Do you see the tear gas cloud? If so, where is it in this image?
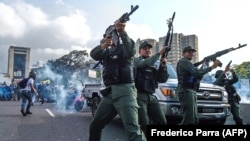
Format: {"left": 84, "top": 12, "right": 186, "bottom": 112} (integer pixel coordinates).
{"left": 37, "top": 64, "right": 95, "bottom": 111}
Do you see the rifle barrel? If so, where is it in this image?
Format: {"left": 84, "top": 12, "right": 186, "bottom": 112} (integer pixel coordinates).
{"left": 193, "top": 43, "right": 247, "bottom": 67}
{"left": 234, "top": 44, "right": 247, "bottom": 50}
{"left": 127, "top": 5, "right": 139, "bottom": 17}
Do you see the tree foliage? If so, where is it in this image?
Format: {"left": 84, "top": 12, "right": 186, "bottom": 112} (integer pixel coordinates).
{"left": 234, "top": 61, "right": 250, "bottom": 79}
{"left": 33, "top": 50, "right": 90, "bottom": 86}
{"left": 48, "top": 50, "right": 89, "bottom": 71}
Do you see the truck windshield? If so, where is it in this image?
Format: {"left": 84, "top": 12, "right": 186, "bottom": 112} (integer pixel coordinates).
{"left": 154, "top": 62, "right": 177, "bottom": 79}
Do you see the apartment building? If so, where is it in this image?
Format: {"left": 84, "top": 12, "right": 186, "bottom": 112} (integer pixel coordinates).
{"left": 159, "top": 33, "right": 199, "bottom": 69}
{"left": 135, "top": 33, "right": 199, "bottom": 70}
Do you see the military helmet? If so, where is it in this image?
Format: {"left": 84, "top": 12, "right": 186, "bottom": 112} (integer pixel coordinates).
{"left": 215, "top": 70, "right": 223, "bottom": 78}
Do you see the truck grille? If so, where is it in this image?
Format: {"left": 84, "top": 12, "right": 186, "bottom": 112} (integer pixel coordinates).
{"left": 198, "top": 107, "right": 224, "bottom": 113}
{"left": 196, "top": 89, "right": 222, "bottom": 101}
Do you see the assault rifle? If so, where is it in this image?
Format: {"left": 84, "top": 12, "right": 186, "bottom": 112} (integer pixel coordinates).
{"left": 161, "top": 12, "right": 176, "bottom": 59}
{"left": 193, "top": 44, "right": 247, "bottom": 68}
{"left": 101, "top": 5, "right": 139, "bottom": 47}
{"left": 92, "top": 5, "right": 139, "bottom": 69}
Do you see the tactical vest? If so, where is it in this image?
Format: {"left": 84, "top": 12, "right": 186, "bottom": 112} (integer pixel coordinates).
{"left": 135, "top": 66, "right": 157, "bottom": 94}
{"left": 224, "top": 79, "right": 237, "bottom": 96}
{"left": 177, "top": 61, "right": 199, "bottom": 90}
{"left": 102, "top": 45, "right": 134, "bottom": 86}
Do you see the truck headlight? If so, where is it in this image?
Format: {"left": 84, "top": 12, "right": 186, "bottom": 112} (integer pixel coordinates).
{"left": 160, "top": 88, "right": 175, "bottom": 97}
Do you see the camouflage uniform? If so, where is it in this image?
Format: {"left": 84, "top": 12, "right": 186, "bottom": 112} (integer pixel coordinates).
{"left": 176, "top": 57, "right": 212, "bottom": 125}
{"left": 89, "top": 32, "right": 146, "bottom": 141}
{"left": 134, "top": 51, "right": 168, "bottom": 136}
{"left": 213, "top": 71, "right": 243, "bottom": 125}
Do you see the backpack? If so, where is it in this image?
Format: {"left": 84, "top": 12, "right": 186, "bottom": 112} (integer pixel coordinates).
{"left": 18, "top": 78, "right": 29, "bottom": 89}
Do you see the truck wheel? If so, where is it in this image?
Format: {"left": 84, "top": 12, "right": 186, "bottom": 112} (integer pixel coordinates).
{"left": 92, "top": 97, "right": 100, "bottom": 117}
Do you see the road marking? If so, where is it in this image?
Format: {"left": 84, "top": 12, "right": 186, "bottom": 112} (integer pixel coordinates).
{"left": 45, "top": 109, "right": 55, "bottom": 117}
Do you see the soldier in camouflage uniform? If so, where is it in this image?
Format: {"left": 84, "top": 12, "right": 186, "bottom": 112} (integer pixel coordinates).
{"left": 89, "top": 21, "right": 146, "bottom": 141}
{"left": 134, "top": 41, "right": 168, "bottom": 136}
{"left": 213, "top": 64, "right": 243, "bottom": 125}
{"left": 176, "top": 46, "right": 220, "bottom": 125}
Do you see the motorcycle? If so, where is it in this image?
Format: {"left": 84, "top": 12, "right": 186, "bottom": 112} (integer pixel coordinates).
{"left": 73, "top": 94, "right": 85, "bottom": 111}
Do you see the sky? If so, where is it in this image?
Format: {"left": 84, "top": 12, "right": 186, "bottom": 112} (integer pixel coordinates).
{"left": 0, "top": 0, "right": 250, "bottom": 73}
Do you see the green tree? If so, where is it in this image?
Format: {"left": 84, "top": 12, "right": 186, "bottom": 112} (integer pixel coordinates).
{"left": 234, "top": 61, "right": 250, "bottom": 79}
{"left": 33, "top": 50, "right": 89, "bottom": 86}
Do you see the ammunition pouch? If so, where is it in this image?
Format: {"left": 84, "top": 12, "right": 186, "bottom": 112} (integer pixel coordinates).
{"left": 183, "top": 76, "right": 200, "bottom": 91}
{"left": 194, "top": 79, "right": 201, "bottom": 91}
{"left": 236, "top": 93, "right": 241, "bottom": 103}
{"left": 135, "top": 67, "right": 157, "bottom": 94}
{"left": 103, "top": 66, "right": 134, "bottom": 86}
{"left": 228, "top": 93, "right": 241, "bottom": 104}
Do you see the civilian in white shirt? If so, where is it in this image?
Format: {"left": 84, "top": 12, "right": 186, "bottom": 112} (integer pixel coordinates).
{"left": 20, "top": 71, "right": 38, "bottom": 116}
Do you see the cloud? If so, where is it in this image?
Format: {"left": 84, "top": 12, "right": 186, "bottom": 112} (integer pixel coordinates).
{"left": 51, "top": 10, "right": 91, "bottom": 45}
{"left": 38, "top": 48, "right": 70, "bottom": 56}
{"left": 127, "top": 23, "right": 156, "bottom": 41}
{"left": 0, "top": 2, "right": 26, "bottom": 38}
{"left": 0, "top": 1, "right": 92, "bottom": 73}
{"left": 185, "top": 0, "right": 250, "bottom": 68}
{"left": 12, "top": 1, "right": 49, "bottom": 27}
{"left": 55, "top": 0, "right": 65, "bottom": 6}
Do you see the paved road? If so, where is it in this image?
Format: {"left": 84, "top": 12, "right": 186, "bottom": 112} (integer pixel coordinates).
{"left": 225, "top": 103, "right": 250, "bottom": 125}
{"left": 0, "top": 101, "right": 127, "bottom": 141}
{"left": 0, "top": 101, "right": 249, "bottom": 141}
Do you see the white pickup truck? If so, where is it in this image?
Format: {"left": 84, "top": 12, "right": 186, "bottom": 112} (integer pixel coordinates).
{"left": 82, "top": 83, "right": 104, "bottom": 117}
{"left": 153, "top": 62, "right": 231, "bottom": 124}
{"left": 83, "top": 62, "right": 231, "bottom": 124}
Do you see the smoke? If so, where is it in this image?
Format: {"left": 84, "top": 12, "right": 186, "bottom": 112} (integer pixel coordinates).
{"left": 235, "top": 80, "right": 250, "bottom": 104}
{"left": 36, "top": 64, "right": 89, "bottom": 111}
{"left": 238, "top": 89, "right": 250, "bottom": 104}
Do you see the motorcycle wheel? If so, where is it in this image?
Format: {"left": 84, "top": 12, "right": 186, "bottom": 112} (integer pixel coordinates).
{"left": 74, "top": 100, "right": 84, "bottom": 111}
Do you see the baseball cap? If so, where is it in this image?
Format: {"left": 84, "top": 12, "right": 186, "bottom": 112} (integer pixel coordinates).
{"left": 182, "top": 46, "right": 196, "bottom": 53}
{"left": 139, "top": 41, "right": 153, "bottom": 49}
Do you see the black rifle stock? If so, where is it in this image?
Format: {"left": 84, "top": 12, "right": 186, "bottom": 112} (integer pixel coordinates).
{"left": 193, "top": 44, "right": 247, "bottom": 67}
{"left": 161, "top": 12, "right": 175, "bottom": 59}
{"left": 92, "top": 5, "right": 139, "bottom": 69}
